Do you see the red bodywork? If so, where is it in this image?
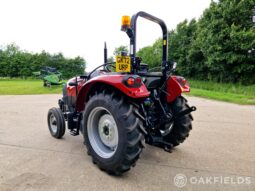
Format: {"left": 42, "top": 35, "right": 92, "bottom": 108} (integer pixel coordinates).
{"left": 166, "top": 76, "right": 190, "bottom": 102}
{"left": 66, "top": 74, "right": 190, "bottom": 112}
{"left": 67, "top": 74, "right": 150, "bottom": 112}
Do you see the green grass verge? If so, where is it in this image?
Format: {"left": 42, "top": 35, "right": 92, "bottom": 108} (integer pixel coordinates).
{"left": 0, "top": 78, "right": 254, "bottom": 105}
{"left": 188, "top": 80, "right": 255, "bottom": 105}
{"left": 0, "top": 79, "right": 63, "bottom": 95}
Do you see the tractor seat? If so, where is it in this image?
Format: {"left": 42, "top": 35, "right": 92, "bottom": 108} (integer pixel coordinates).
{"left": 142, "top": 72, "right": 162, "bottom": 89}
{"left": 147, "top": 72, "right": 163, "bottom": 77}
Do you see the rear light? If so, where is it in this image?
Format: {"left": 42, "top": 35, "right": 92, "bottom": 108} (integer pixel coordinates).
{"left": 135, "top": 77, "right": 142, "bottom": 85}
{"left": 127, "top": 77, "right": 135, "bottom": 86}
{"left": 124, "top": 76, "right": 142, "bottom": 87}
{"left": 176, "top": 77, "right": 187, "bottom": 87}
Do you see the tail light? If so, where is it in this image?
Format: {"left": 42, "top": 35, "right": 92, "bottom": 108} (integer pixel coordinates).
{"left": 124, "top": 76, "right": 142, "bottom": 87}
{"left": 135, "top": 77, "right": 142, "bottom": 85}
{"left": 175, "top": 76, "right": 187, "bottom": 87}
{"left": 127, "top": 77, "right": 135, "bottom": 86}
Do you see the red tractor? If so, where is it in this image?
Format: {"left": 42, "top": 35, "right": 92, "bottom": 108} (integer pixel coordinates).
{"left": 47, "top": 11, "right": 196, "bottom": 175}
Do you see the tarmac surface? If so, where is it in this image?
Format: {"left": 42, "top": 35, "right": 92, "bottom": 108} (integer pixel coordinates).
{"left": 0, "top": 95, "right": 254, "bottom": 191}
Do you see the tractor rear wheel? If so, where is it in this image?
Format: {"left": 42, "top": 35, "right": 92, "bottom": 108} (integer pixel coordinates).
{"left": 83, "top": 91, "right": 144, "bottom": 175}
{"left": 163, "top": 96, "right": 193, "bottom": 147}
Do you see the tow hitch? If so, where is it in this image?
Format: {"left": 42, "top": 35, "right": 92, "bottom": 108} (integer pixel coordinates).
{"left": 175, "top": 106, "right": 196, "bottom": 120}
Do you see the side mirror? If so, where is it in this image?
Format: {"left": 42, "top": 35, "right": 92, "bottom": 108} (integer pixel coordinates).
{"left": 172, "top": 62, "right": 177, "bottom": 71}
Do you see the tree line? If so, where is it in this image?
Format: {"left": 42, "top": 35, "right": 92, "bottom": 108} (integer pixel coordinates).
{"left": 0, "top": 44, "right": 86, "bottom": 78}
{"left": 137, "top": 0, "right": 255, "bottom": 84}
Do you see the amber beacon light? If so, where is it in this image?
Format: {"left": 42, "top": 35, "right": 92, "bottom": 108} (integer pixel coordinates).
{"left": 121, "top": 15, "right": 131, "bottom": 31}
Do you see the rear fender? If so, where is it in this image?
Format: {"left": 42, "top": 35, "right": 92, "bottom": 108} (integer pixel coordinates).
{"left": 76, "top": 74, "right": 150, "bottom": 112}
{"left": 166, "top": 76, "right": 190, "bottom": 103}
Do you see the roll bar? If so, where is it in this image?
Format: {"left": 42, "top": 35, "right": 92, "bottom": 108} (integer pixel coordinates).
{"left": 125, "top": 11, "right": 168, "bottom": 74}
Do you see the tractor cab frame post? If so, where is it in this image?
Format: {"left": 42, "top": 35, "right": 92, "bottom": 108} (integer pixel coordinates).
{"left": 126, "top": 11, "right": 168, "bottom": 76}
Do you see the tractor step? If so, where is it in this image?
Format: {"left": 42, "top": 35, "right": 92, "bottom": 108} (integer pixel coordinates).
{"left": 67, "top": 112, "right": 81, "bottom": 136}
{"left": 70, "top": 129, "right": 79, "bottom": 136}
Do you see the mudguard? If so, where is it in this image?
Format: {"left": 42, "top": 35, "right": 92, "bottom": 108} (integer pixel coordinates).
{"left": 166, "top": 76, "right": 190, "bottom": 102}
{"left": 75, "top": 74, "right": 150, "bottom": 112}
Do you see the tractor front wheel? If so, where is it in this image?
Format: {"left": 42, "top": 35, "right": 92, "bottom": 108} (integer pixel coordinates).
{"left": 83, "top": 92, "right": 144, "bottom": 175}
{"left": 47, "top": 107, "right": 66, "bottom": 138}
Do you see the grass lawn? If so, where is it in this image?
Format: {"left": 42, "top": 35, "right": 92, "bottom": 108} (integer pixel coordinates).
{"left": 188, "top": 79, "right": 255, "bottom": 105}
{"left": 0, "top": 78, "right": 254, "bottom": 105}
{"left": 0, "top": 79, "right": 63, "bottom": 95}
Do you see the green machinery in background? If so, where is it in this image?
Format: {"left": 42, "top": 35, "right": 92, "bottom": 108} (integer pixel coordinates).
{"left": 33, "top": 67, "right": 64, "bottom": 87}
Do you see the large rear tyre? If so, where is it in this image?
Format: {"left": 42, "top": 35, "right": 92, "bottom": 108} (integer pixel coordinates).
{"left": 83, "top": 92, "right": 144, "bottom": 175}
{"left": 47, "top": 107, "right": 66, "bottom": 139}
{"left": 163, "top": 96, "right": 193, "bottom": 147}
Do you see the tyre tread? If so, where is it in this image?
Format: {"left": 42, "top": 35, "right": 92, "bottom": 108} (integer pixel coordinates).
{"left": 83, "top": 91, "right": 144, "bottom": 175}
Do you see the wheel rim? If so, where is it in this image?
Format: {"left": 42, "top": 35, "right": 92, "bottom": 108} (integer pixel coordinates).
{"left": 87, "top": 107, "right": 118, "bottom": 159}
{"left": 49, "top": 114, "right": 57, "bottom": 134}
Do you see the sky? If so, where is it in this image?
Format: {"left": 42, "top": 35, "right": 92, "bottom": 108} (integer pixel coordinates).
{"left": 0, "top": 0, "right": 212, "bottom": 71}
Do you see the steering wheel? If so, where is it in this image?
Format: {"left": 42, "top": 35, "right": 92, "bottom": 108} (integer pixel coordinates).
{"left": 105, "top": 63, "right": 116, "bottom": 72}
